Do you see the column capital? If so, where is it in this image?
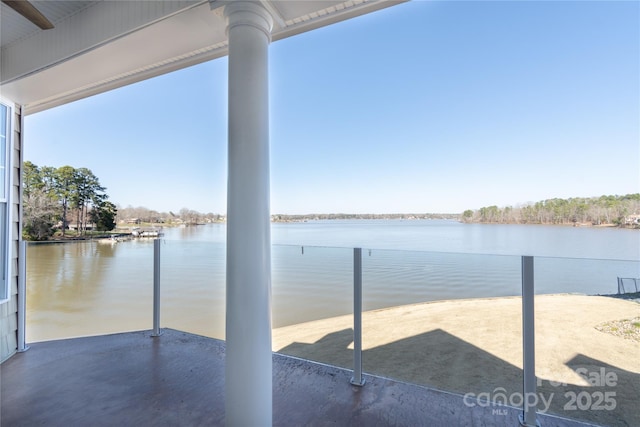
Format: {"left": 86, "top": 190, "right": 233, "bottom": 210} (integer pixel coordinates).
{"left": 224, "top": 1, "right": 273, "bottom": 41}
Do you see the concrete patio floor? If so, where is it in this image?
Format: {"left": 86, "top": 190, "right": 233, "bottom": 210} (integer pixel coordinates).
{"left": 1, "top": 329, "right": 596, "bottom": 426}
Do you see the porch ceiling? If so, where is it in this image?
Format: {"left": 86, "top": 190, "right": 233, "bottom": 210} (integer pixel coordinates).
{"left": 0, "top": 0, "right": 405, "bottom": 115}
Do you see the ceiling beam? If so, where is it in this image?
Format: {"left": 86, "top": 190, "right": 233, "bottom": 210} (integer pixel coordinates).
{"left": 2, "top": 0, "right": 54, "bottom": 30}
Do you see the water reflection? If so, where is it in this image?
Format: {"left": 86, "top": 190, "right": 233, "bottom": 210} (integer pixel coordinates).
{"left": 30, "top": 242, "right": 110, "bottom": 309}
{"left": 27, "top": 240, "right": 155, "bottom": 342}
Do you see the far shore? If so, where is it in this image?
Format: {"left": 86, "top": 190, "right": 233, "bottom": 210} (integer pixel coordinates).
{"left": 26, "top": 215, "right": 638, "bottom": 242}
{"left": 271, "top": 215, "right": 638, "bottom": 229}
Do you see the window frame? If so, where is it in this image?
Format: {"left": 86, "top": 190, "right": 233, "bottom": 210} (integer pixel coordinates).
{"left": 0, "top": 99, "right": 13, "bottom": 304}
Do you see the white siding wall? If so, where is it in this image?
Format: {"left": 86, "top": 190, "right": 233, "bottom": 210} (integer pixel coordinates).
{"left": 0, "top": 104, "right": 20, "bottom": 363}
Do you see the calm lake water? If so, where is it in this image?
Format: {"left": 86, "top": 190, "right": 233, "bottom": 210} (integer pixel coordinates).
{"left": 26, "top": 220, "right": 639, "bottom": 342}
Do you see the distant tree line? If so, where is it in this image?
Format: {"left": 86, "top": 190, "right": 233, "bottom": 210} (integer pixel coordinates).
{"left": 462, "top": 194, "right": 640, "bottom": 227}
{"left": 115, "top": 206, "right": 223, "bottom": 226}
{"left": 271, "top": 213, "right": 460, "bottom": 222}
{"left": 116, "top": 210, "right": 460, "bottom": 225}
{"left": 23, "top": 161, "right": 116, "bottom": 240}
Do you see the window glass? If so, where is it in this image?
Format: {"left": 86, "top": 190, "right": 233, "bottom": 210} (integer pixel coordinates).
{"left": 0, "top": 134, "right": 5, "bottom": 168}
{"left": 0, "top": 104, "right": 5, "bottom": 137}
{"left": 0, "top": 206, "right": 5, "bottom": 300}
{"left": 0, "top": 135, "right": 5, "bottom": 200}
{"left": 0, "top": 102, "right": 8, "bottom": 301}
{"left": 0, "top": 136, "right": 7, "bottom": 168}
{"left": 0, "top": 104, "right": 5, "bottom": 200}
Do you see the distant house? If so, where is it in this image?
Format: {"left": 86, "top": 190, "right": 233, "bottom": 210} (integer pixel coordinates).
{"left": 67, "top": 223, "right": 96, "bottom": 231}
{"left": 625, "top": 214, "right": 640, "bottom": 225}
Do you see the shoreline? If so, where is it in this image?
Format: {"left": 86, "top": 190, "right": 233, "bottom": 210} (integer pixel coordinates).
{"left": 29, "top": 217, "right": 638, "bottom": 242}
{"left": 273, "top": 216, "right": 638, "bottom": 229}
{"left": 460, "top": 220, "right": 638, "bottom": 229}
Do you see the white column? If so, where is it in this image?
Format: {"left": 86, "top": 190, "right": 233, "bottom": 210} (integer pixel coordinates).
{"left": 224, "top": 2, "right": 273, "bottom": 426}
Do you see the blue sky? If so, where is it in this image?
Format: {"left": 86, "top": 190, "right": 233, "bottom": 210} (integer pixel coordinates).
{"left": 24, "top": 1, "right": 639, "bottom": 215}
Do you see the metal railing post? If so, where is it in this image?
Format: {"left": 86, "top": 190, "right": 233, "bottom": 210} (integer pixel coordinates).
{"left": 351, "top": 247, "right": 365, "bottom": 386}
{"left": 151, "top": 238, "right": 162, "bottom": 337}
{"left": 520, "top": 255, "right": 538, "bottom": 426}
{"left": 17, "top": 240, "right": 29, "bottom": 352}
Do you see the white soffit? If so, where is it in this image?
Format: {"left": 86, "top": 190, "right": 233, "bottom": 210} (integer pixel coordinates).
{"left": 0, "top": 0, "right": 405, "bottom": 115}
